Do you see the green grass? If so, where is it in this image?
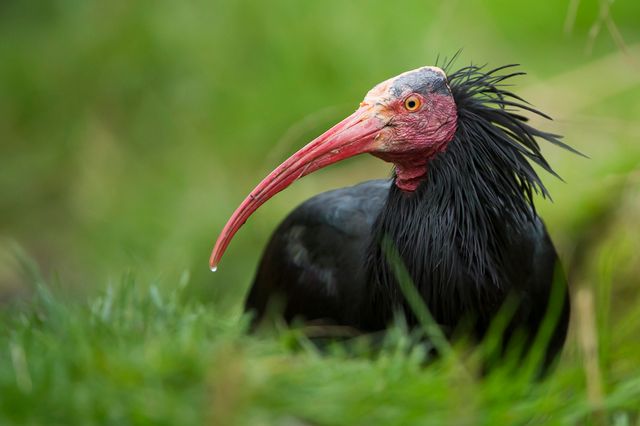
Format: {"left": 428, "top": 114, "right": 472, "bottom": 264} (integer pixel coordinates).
{"left": 1, "top": 256, "right": 640, "bottom": 425}
{"left": 3, "top": 187, "right": 639, "bottom": 426}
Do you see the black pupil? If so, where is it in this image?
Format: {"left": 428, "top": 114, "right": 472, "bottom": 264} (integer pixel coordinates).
{"left": 407, "top": 100, "right": 416, "bottom": 109}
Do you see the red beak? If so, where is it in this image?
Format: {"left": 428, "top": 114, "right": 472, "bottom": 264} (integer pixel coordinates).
{"left": 210, "top": 105, "right": 388, "bottom": 270}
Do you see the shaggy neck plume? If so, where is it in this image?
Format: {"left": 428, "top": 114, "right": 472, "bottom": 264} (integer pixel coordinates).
{"left": 362, "top": 64, "right": 577, "bottom": 328}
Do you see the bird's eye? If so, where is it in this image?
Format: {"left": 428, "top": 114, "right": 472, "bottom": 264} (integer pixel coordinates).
{"left": 404, "top": 95, "right": 422, "bottom": 112}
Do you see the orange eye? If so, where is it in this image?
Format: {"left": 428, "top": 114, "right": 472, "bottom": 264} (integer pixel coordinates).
{"left": 404, "top": 95, "right": 422, "bottom": 112}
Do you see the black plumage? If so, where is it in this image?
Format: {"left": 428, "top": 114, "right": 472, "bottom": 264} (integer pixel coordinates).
{"left": 242, "top": 64, "right": 573, "bottom": 370}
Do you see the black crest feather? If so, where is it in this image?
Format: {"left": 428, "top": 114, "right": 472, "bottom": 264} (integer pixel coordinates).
{"left": 363, "top": 64, "right": 578, "bottom": 328}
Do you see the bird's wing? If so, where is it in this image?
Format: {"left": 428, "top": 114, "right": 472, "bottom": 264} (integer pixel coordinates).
{"left": 246, "top": 179, "right": 391, "bottom": 326}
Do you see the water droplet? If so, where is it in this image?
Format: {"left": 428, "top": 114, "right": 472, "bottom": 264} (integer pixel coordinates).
{"left": 210, "top": 265, "right": 218, "bottom": 272}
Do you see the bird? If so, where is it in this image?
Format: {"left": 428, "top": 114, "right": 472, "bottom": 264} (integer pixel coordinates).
{"left": 210, "top": 62, "right": 577, "bottom": 371}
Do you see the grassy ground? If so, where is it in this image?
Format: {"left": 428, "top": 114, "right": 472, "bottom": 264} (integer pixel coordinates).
{"left": 2, "top": 0, "right": 640, "bottom": 424}
{"left": 1, "top": 259, "right": 640, "bottom": 425}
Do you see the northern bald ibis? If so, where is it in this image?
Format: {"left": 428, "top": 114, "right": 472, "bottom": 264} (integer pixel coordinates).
{"left": 210, "top": 64, "right": 576, "bottom": 369}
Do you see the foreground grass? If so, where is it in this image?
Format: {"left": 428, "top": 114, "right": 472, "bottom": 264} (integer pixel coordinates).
{"left": 1, "top": 272, "right": 640, "bottom": 426}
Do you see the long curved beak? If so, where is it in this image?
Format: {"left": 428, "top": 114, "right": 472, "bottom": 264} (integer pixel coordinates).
{"left": 210, "top": 105, "right": 388, "bottom": 270}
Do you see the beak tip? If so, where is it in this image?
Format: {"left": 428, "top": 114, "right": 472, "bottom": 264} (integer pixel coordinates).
{"left": 209, "top": 253, "right": 219, "bottom": 272}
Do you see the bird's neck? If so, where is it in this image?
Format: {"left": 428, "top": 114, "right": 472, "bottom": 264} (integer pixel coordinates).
{"left": 363, "top": 135, "right": 536, "bottom": 328}
{"left": 383, "top": 156, "right": 430, "bottom": 192}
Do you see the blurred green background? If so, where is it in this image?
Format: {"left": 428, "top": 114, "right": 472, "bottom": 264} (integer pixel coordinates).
{"left": 1, "top": 0, "right": 639, "bottom": 314}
